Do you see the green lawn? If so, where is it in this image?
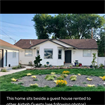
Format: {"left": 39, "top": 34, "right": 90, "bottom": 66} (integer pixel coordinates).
{"left": 0, "top": 68, "right": 105, "bottom": 91}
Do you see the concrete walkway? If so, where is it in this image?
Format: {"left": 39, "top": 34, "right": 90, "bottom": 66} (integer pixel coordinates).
{"left": 0, "top": 66, "right": 33, "bottom": 77}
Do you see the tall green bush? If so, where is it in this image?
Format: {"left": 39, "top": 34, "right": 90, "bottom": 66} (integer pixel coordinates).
{"left": 34, "top": 55, "right": 42, "bottom": 67}
{"left": 91, "top": 53, "right": 97, "bottom": 69}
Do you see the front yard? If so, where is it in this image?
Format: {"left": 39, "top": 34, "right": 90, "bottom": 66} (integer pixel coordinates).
{"left": 0, "top": 68, "right": 105, "bottom": 91}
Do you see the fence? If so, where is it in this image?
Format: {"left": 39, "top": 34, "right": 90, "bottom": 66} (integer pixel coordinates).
{"left": 97, "top": 57, "right": 105, "bottom": 66}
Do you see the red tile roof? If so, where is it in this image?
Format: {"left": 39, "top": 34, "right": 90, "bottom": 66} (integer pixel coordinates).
{"left": 14, "top": 39, "right": 98, "bottom": 49}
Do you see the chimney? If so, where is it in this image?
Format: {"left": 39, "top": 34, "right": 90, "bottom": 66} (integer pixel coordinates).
{"left": 30, "top": 40, "right": 33, "bottom": 45}
{"left": 91, "top": 28, "right": 93, "bottom": 39}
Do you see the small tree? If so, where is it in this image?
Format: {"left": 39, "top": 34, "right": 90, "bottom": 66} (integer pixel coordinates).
{"left": 91, "top": 53, "right": 97, "bottom": 69}
{"left": 34, "top": 55, "right": 42, "bottom": 67}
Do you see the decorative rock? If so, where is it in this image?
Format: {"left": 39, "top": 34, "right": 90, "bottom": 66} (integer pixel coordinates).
{"left": 103, "top": 82, "right": 105, "bottom": 86}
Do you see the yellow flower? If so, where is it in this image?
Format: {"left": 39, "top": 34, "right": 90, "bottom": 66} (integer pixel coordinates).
{"left": 62, "top": 71, "right": 70, "bottom": 74}
{"left": 31, "top": 75, "right": 36, "bottom": 78}
{"left": 101, "top": 76, "right": 105, "bottom": 81}
{"left": 78, "top": 73, "right": 81, "bottom": 76}
{"left": 56, "top": 80, "right": 67, "bottom": 86}
{"left": 11, "top": 78, "right": 17, "bottom": 82}
{"left": 27, "top": 73, "right": 31, "bottom": 76}
{"left": 87, "top": 78, "right": 92, "bottom": 81}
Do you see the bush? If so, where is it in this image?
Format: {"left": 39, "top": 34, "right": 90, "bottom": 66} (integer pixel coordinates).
{"left": 70, "top": 75, "right": 77, "bottom": 81}
{"left": 45, "top": 75, "right": 56, "bottom": 81}
{"left": 12, "top": 66, "right": 18, "bottom": 69}
{"left": 61, "top": 74, "right": 68, "bottom": 78}
{"left": 12, "top": 64, "right": 24, "bottom": 69}
{"left": 44, "top": 65, "right": 47, "bottom": 67}
{"left": 1, "top": 69, "right": 7, "bottom": 72}
{"left": 30, "top": 83, "right": 39, "bottom": 87}
{"left": 34, "top": 55, "right": 42, "bottom": 67}
{"left": 46, "top": 76, "right": 55, "bottom": 81}
{"left": 99, "top": 64, "right": 104, "bottom": 69}
{"left": 57, "top": 76, "right": 64, "bottom": 80}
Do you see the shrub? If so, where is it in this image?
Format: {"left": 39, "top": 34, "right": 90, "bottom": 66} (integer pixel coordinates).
{"left": 33, "top": 78, "right": 38, "bottom": 81}
{"left": 62, "top": 71, "right": 70, "bottom": 74}
{"left": 27, "top": 73, "right": 32, "bottom": 76}
{"left": 70, "top": 75, "right": 77, "bottom": 81}
{"left": 1, "top": 69, "right": 7, "bottom": 72}
{"left": 99, "top": 64, "right": 104, "bottom": 69}
{"left": 61, "top": 74, "right": 68, "bottom": 78}
{"left": 45, "top": 75, "right": 50, "bottom": 79}
{"left": 46, "top": 76, "right": 55, "bottom": 81}
{"left": 44, "top": 65, "right": 47, "bottom": 67}
{"left": 86, "top": 84, "right": 95, "bottom": 87}
{"left": 57, "top": 76, "right": 64, "bottom": 80}
{"left": 34, "top": 55, "right": 42, "bottom": 67}
{"left": 56, "top": 80, "right": 67, "bottom": 87}
{"left": 30, "top": 83, "right": 39, "bottom": 87}
{"left": 31, "top": 75, "right": 36, "bottom": 78}
{"left": 45, "top": 74, "right": 56, "bottom": 81}
{"left": 91, "top": 53, "right": 97, "bottom": 69}
{"left": 12, "top": 66, "right": 18, "bottom": 69}
{"left": 51, "top": 72, "right": 55, "bottom": 75}
{"left": 11, "top": 78, "right": 18, "bottom": 82}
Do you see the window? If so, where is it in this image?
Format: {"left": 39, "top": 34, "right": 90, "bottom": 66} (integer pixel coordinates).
{"left": 13, "top": 52, "right": 16, "bottom": 58}
{"left": 37, "top": 50, "right": 39, "bottom": 56}
{"left": 44, "top": 49, "right": 53, "bottom": 59}
{"left": 83, "top": 50, "right": 91, "bottom": 57}
{"left": 25, "top": 50, "right": 32, "bottom": 56}
{"left": 58, "top": 49, "right": 62, "bottom": 59}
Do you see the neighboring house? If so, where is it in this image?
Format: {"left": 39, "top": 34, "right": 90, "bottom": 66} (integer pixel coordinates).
{"left": 0, "top": 39, "right": 22, "bottom": 67}
{"left": 14, "top": 39, "right": 98, "bottom": 66}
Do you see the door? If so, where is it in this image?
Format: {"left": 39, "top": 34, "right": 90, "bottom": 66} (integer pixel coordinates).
{"left": 65, "top": 50, "right": 71, "bottom": 63}
{"left": 0, "top": 50, "right": 3, "bottom": 67}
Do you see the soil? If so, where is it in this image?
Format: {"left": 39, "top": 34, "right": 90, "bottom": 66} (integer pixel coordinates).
{"left": 12, "top": 74, "right": 105, "bottom": 88}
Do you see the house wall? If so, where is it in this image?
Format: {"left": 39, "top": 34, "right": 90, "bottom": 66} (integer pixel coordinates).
{"left": 3, "top": 49, "right": 19, "bottom": 67}
{"left": 39, "top": 41, "right": 64, "bottom": 66}
{"left": 53, "top": 40, "right": 72, "bottom": 48}
{"left": 72, "top": 49, "right": 98, "bottom": 66}
{"left": 19, "top": 49, "right": 36, "bottom": 64}
{"left": 97, "top": 57, "right": 105, "bottom": 66}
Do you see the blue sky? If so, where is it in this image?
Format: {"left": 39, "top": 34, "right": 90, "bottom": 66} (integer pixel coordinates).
{"left": 0, "top": 14, "right": 105, "bottom": 45}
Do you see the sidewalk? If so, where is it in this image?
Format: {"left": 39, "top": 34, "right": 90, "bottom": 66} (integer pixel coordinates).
{"left": 0, "top": 66, "right": 33, "bottom": 77}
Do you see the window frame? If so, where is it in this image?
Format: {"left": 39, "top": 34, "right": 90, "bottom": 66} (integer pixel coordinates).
{"left": 44, "top": 49, "right": 53, "bottom": 59}
{"left": 25, "top": 49, "right": 33, "bottom": 57}
{"left": 83, "top": 50, "right": 91, "bottom": 57}
{"left": 58, "top": 49, "right": 62, "bottom": 59}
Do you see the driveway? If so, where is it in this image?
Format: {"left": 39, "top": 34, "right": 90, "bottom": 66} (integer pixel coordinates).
{"left": 0, "top": 66, "right": 33, "bottom": 77}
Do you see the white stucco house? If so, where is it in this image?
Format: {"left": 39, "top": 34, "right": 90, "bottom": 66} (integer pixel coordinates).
{"left": 0, "top": 39, "right": 22, "bottom": 68}
{"left": 14, "top": 39, "right": 98, "bottom": 66}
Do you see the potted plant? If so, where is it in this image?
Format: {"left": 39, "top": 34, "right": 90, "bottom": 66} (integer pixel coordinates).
{"left": 79, "top": 63, "right": 82, "bottom": 66}
{"left": 46, "top": 61, "right": 49, "bottom": 65}
{"left": 74, "top": 60, "right": 78, "bottom": 66}
{"left": 90, "top": 65, "right": 93, "bottom": 68}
